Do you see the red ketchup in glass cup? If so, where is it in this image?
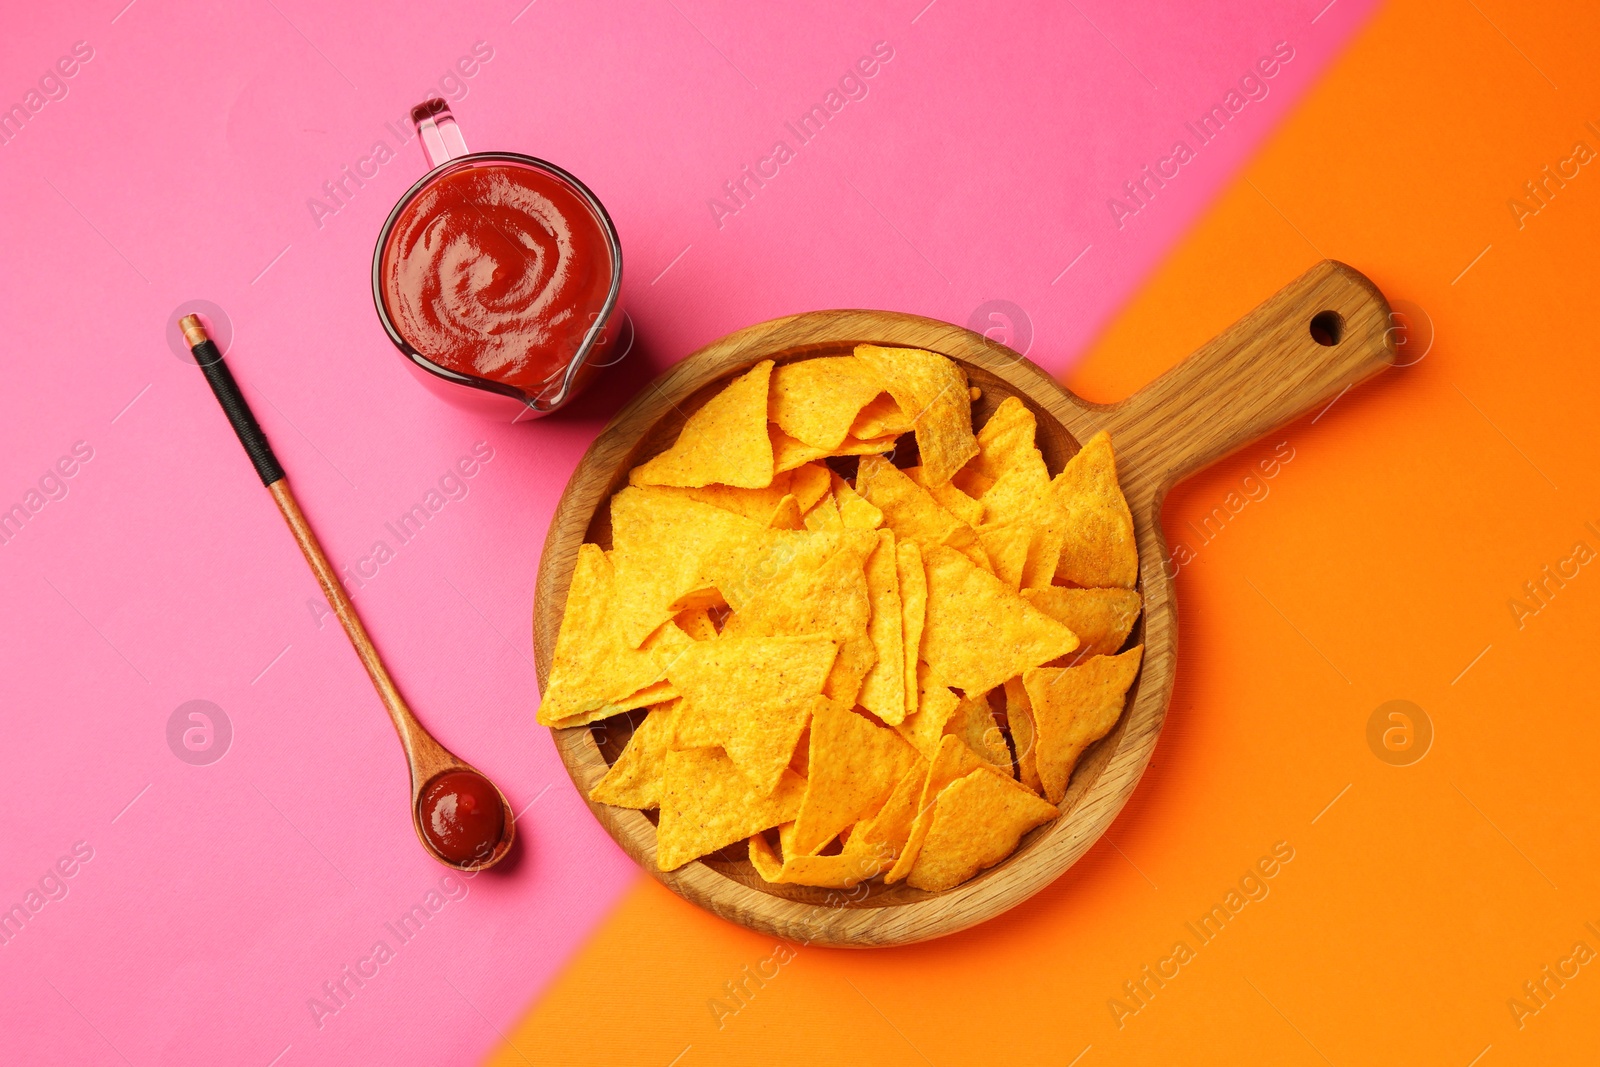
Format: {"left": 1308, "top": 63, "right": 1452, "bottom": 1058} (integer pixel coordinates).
{"left": 373, "top": 100, "right": 624, "bottom": 418}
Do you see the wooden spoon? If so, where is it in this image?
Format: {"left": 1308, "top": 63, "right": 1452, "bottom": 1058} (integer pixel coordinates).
{"left": 181, "top": 316, "right": 515, "bottom": 872}
{"left": 534, "top": 260, "right": 1396, "bottom": 945}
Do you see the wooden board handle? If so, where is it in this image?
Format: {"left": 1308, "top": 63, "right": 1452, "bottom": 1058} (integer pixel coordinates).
{"left": 1106, "top": 260, "right": 1396, "bottom": 508}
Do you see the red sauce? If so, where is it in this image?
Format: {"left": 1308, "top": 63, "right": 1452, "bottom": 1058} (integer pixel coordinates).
{"left": 380, "top": 162, "right": 615, "bottom": 396}
{"left": 419, "top": 770, "right": 505, "bottom": 865}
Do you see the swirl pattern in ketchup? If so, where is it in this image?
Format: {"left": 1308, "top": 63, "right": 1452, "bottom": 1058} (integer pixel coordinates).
{"left": 380, "top": 162, "right": 616, "bottom": 397}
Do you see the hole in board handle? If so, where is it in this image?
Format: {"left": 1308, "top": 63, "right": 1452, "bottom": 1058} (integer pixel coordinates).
{"left": 1309, "top": 310, "right": 1344, "bottom": 347}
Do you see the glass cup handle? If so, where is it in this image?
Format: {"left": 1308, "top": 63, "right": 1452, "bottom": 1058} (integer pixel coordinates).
{"left": 412, "top": 99, "right": 469, "bottom": 169}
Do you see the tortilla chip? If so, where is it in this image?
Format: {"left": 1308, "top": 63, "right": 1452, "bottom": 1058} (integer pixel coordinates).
{"left": 633, "top": 361, "right": 775, "bottom": 489}
{"left": 750, "top": 755, "right": 927, "bottom": 886}
{"left": 790, "top": 701, "right": 920, "bottom": 855}
{"left": 768, "top": 494, "right": 804, "bottom": 530}
{"left": 656, "top": 747, "right": 805, "bottom": 870}
{"left": 908, "top": 466, "right": 985, "bottom": 527}
{"left": 673, "top": 606, "right": 720, "bottom": 642}
{"left": 949, "top": 692, "right": 1013, "bottom": 778}
{"left": 895, "top": 664, "right": 961, "bottom": 760}
{"left": 849, "top": 758, "right": 927, "bottom": 866}
{"left": 720, "top": 530, "right": 879, "bottom": 707}
{"left": 977, "top": 459, "right": 1053, "bottom": 528}
{"left": 956, "top": 396, "right": 1046, "bottom": 498}
{"left": 788, "top": 463, "right": 833, "bottom": 512}
{"left": 885, "top": 734, "right": 988, "bottom": 883}
{"left": 748, "top": 830, "right": 787, "bottom": 882}
{"left": 825, "top": 635, "right": 878, "bottom": 709}
{"left": 919, "top": 545, "right": 1079, "bottom": 694}
{"left": 720, "top": 529, "right": 876, "bottom": 641}
{"left": 858, "top": 530, "right": 908, "bottom": 723}
{"left": 588, "top": 701, "right": 681, "bottom": 809}
{"left": 904, "top": 767, "right": 1058, "bottom": 891}
{"left": 769, "top": 356, "right": 888, "bottom": 450}
{"left": 608, "top": 486, "right": 767, "bottom": 646}
{"left": 641, "top": 467, "right": 814, "bottom": 525}
{"left": 771, "top": 425, "right": 899, "bottom": 474}
{"left": 832, "top": 473, "right": 884, "bottom": 531}
{"left": 1022, "top": 587, "right": 1143, "bottom": 661}
{"left": 1004, "top": 677, "right": 1043, "bottom": 795}
{"left": 704, "top": 528, "right": 843, "bottom": 614}
{"left": 538, "top": 545, "right": 679, "bottom": 726}
{"left": 855, "top": 454, "right": 978, "bottom": 555}
{"left": 803, "top": 493, "right": 843, "bottom": 531}
{"left": 1022, "top": 646, "right": 1143, "bottom": 804}
{"left": 747, "top": 827, "right": 886, "bottom": 888}
{"left": 976, "top": 523, "right": 1032, "bottom": 590}
{"left": 850, "top": 393, "right": 913, "bottom": 440}
{"left": 669, "top": 635, "right": 838, "bottom": 794}
{"left": 896, "top": 541, "right": 926, "bottom": 715}
{"left": 1020, "top": 528, "right": 1065, "bottom": 591}
{"left": 788, "top": 723, "right": 812, "bottom": 778}
{"left": 1052, "top": 430, "right": 1137, "bottom": 588}
{"left": 854, "top": 345, "right": 978, "bottom": 486}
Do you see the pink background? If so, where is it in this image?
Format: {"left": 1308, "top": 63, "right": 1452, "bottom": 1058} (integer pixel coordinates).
{"left": 0, "top": 1, "right": 1371, "bottom": 1063}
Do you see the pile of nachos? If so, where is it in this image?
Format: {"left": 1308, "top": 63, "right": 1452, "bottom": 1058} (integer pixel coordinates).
{"left": 537, "top": 345, "right": 1143, "bottom": 893}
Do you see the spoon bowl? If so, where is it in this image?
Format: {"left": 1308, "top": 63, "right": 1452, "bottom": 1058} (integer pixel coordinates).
{"left": 407, "top": 737, "right": 517, "bottom": 871}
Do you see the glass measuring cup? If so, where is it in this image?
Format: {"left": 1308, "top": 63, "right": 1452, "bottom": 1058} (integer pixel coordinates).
{"left": 372, "top": 100, "right": 625, "bottom": 419}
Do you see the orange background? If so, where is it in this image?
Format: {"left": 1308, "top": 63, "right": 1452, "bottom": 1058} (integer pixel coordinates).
{"left": 492, "top": 1, "right": 1600, "bottom": 1063}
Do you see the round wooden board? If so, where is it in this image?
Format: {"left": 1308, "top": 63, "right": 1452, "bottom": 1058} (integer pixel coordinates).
{"left": 533, "top": 263, "right": 1395, "bottom": 947}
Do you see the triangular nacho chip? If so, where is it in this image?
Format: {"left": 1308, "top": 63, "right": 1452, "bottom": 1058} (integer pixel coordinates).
{"left": 767, "top": 493, "right": 805, "bottom": 530}
{"left": 672, "top": 605, "right": 720, "bottom": 642}
{"left": 803, "top": 492, "right": 843, "bottom": 531}
{"left": 907, "top": 465, "right": 984, "bottom": 527}
{"left": 770, "top": 425, "right": 898, "bottom": 474}
{"left": 920, "top": 545, "right": 1079, "bottom": 694}
{"left": 1052, "top": 430, "right": 1137, "bottom": 588}
{"left": 978, "top": 458, "right": 1058, "bottom": 529}
{"left": 858, "top": 530, "right": 908, "bottom": 723}
{"left": 976, "top": 523, "right": 1032, "bottom": 590}
{"left": 704, "top": 528, "right": 843, "bottom": 614}
{"left": 904, "top": 767, "right": 1057, "bottom": 891}
{"left": 587, "top": 700, "right": 681, "bottom": 809}
{"left": 720, "top": 529, "right": 876, "bottom": 646}
{"left": 749, "top": 754, "right": 927, "bottom": 887}
{"left": 788, "top": 463, "right": 833, "bottom": 512}
{"left": 825, "top": 635, "right": 877, "bottom": 709}
{"left": 769, "top": 356, "right": 888, "bottom": 450}
{"left": 896, "top": 541, "right": 926, "bottom": 715}
{"left": 847, "top": 757, "right": 927, "bottom": 868}
{"left": 538, "top": 545, "right": 680, "bottom": 726}
{"left": 854, "top": 345, "right": 978, "bottom": 486}
{"left": 608, "top": 486, "right": 767, "bottom": 646}
{"left": 855, "top": 454, "right": 978, "bottom": 555}
{"left": 656, "top": 747, "right": 806, "bottom": 870}
{"left": 849, "top": 393, "right": 913, "bottom": 440}
{"left": 1003, "top": 677, "right": 1043, "bottom": 795}
{"left": 790, "top": 701, "right": 919, "bottom": 856}
{"left": 832, "top": 472, "right": 884, "bottom": 531}
{"left": 640, "top": 461, "right": 832, "bottom": 525}
{"left": 955, "top": 396, "right": 1047, "bottom": 498}
{"left": 748, "top": 829, "right": 787, "bottom": 882}
{"left": 885, "top": 734, "right": 989, "bottom": 883}
{"left": 948, "top": 692, "right": 1013, "bottom": 778}
{"left": 1020, "top": 527, "right": 1065, "bottom": 591}
{"left": 632, "top": 361, "right": 775, "bottom": 489}
{"left": 1022, "top": 586, "right": 1143, "bottom": 661}
{"left": 1022, "top": 645, "right": 1143, "bottom": 803}
{"left": 894, "top": 664, "right": 963, "bottom": 761}
{"left": 669, "top": 635, "right": 838, "bottom": 794}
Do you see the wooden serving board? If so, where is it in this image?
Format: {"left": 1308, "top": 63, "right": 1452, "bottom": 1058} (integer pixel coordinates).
{"left": 533, "top": 260, "right": 1396, "bottom": 947}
